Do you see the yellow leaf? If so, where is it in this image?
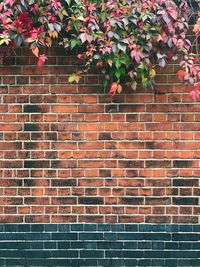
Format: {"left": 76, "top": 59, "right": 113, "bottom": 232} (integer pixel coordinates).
{"left": 58, "top": 11, "right": 63, "bottom": 20}
{"left": 131, "top": 81, "right": 137, "bottom": 90}
{"left": 48, "top": 30, "right": 53, "bottom": 37}
{"left": 76, "top": 15, "right": 85, "bottom": 21}
{"left": 149, "top": 68, "right": 156, "bottom": 78}
{"left": 45, "top": 37, "right": 52, "bottom": 47}
{"left": 52, "top": 31, "right": 58, "bottom": 39}
{"left": 32, "top": 47, "right": 39, "bottom": 58}
{"left": 62, "top": 10, "right": 68, "bottom": 16}
{"left": 68, "top": 75, "right": 75, "bottom": 83}
{"left": 68, "top": 73, "right": 81, "bottom": 83}
{"left": 108, "top": 59, "right": 112, "bottom": 67}
{"left": 74, "top": 75, "right": 81, "bottom": 83}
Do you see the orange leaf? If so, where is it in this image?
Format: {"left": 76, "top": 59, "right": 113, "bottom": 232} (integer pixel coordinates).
{"left": 117, "top": 84, "right": 122, "bottom": 93}
{"left": 32, "top": 47, "right": 39, "bottom": 58}
{"left": 109, "top": 82, "right": 118, "bottom": 94}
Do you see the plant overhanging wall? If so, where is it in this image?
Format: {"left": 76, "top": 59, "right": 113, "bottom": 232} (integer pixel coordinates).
{"left": 0, "top": 0, "right": 200, "bottom": 99}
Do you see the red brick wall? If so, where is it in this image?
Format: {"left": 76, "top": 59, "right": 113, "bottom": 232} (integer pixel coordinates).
{"left": 0, "top": 46, "right": 199, "bottom": 224}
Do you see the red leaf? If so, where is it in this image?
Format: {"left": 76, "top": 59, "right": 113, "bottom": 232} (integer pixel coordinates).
{"left": 177, "top": 69, "right": 186, "bottom": 80}
{"left": 109, "top": 82, "right": 118, "bottom": 94}
{"left": 189, "top": 90, "right": 199, "bottom": 101}
{"left": 37, "top": 54, "right": 47, "bottom": 67}
{"left": 194, "top": 82, "right": 200, "bottom": 91}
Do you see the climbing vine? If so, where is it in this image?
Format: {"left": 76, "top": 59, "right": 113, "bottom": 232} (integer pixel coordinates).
{"left": 0, "top": 0, "right": 199, "bottom": 98}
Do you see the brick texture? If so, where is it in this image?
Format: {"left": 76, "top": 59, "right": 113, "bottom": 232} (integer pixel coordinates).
{"left": 0, "top": 46, "right": 199, "bottom": 224}
{"left": 0, "top": 223, "right": 199, "bottom": 267}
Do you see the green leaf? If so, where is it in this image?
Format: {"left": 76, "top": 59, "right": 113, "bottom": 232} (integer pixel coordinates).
{"left": 65, "top": 0, "right": 71, "bottom": 5}
{"left": 115, "top": 68, "right": 122, "bottom": 79}
{"left": 70, "top": 39, "right": 80, "bottom": 49}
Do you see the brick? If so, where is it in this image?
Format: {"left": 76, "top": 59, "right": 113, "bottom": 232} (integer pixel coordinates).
{"left": 0, "top": 46, "right": 199, "bottom": 225}
{"left": 173, "top": 198, "right": 198, "bottom": 205}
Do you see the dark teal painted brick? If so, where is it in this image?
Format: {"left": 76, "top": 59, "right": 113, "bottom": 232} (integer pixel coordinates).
{"left": 111, "top": 224, "right": 124, "bottom": 231}
{"left": 44, "top": 224, "right": 57, "bottom": 232}
{"left": 152, "top": 241, "right": 165, "bottom": 250}
{"left": 144, "top": 250, "right": 172, "bottom": 258}
{"left": 172, "top": 233, "right": 199, "bottom": 241}
{"left": 152, "top": 224, "right": 166, "bottom": 232}
{"left": 0, "top": 233, "right": 24, "bottom": 240}
{"left": 5, "top": 259, "right": 24, "bottom": 266}
{"left": 44, "top": 241, "right": 57, "bottom": 249}
{"left": 123, "top": 242, "right": 137, "bottom": 249}
{"left": 192, "top": 242, "right": 200, "bottom": 249}
{"left": 84, "top": 224, "right": 97, "bottom": 231}
{"left": 97, "top": 241, "right": 111, "bottom": 249}
{"left": 178, "top": 259, "right": 193, "bottom": 266}
{"left": 5, "top": 241, "right": 30, "bottom": 249}
{"left": 80, "top": 250, "right": 104, "bottom": 258}
{"left": 82, "top": 241, "right": 97, "bottom": 249}
{"left": 4, "top": 224, "right": 18, "bottom": 232}
{"left": 25, "top": 250, "right": 52, "bottom": 258}
{"left": 98, "top": 259, "right": 112, "bottom": 266}
{"left": 0, "top": 250, "right": 25, "bottom": 258}
{"left": 51, "top": 250, "right": 78, "bottom": 258}
{"left": 152, "top": 259, "right": 165, "bottom": 266}
{"left": 70, "top": 241, "right": 85, "bottom": 249}
{"left": 124, "top": 259, "right": 138, "bottom": 266}
{"left": 138, "top": 259, "right": 152, "bottom": 266}
{"left": 144, "top": 233, "right": 171, "bottom": 241}
{"left": 98, "top": 224, "right": 110, "bottom": 231}
{"left": 18, "top": 224, "right": 30, "bottom": 232}
{"left": 165, "top": 259, "right": 178, "bottom": 267}
{"left": 0, "top": 223, "right": 199, "bottom": 267}
{"left": 138, "top": 241, "right": 151, "bottom": 249}
{"left": 190, "top": 259, "right": 200, "bottom": 266}
{"left": 25, "top": 258, "right": 45, "bottom": 266}
{"left": 24, "top": 233, "right": 51, "bottom": 240}
{"left": 110, "top": 241, "right": 124, "bottom": 249}
{"left": 52, "top": 233, "right": 77, "bottom": 240}
{"left": 166, "top": 224, "right": 178, "bottom": 232}
{"left": 179, "top": 224, "right": 193, "bottom": 232}
{"left": 123, "top": 250, "right": 143, "bottom": 258}
{"left": 105, "top": 250, "right": 123, "bottom": 258}
{"left": 179, "top": 242, "right": 192, "bottom": 249}
{"left": 70, "top": 259, "right": 85, "bottom": 266}
{"left": 173, "top": 251, "right": 200, "bottom": 258}
{"left": 118, "top": 232, "right": 143, "bottom": 240}
{"left": 58, "top": 224, "right": 70, "bottom": 232}
{"left": 79, "top": 233, "right": 103, "bottom": 240}
{"left": 31, "top": 224, "right": 45, "bottom": 232}
{"left": 124, "top": 224, "right": 138, "bottom": 231}
{"left": 83, "top": 259, "right": 98, "bottom": 266}
{"left": 139, "top": 224, "right": 152, "bottom": 232}
{"left": 30, "top": 242, "right": 43, "bottom": 249}
{"left": 71, "top": 224, "right": 83, "bottom": 231}
{"left": 58, "top": 241, "right": 71, "bottom": 249}
{"left": 44, "top": 259, "right": 71, "bottom": 266}
{"left": 111, "top": 259, "right": 125, "bottom": 266}
{"left": 104, "top": 232, "right": 117, "bottom": 240}
{"left": 0, "top": 243, "right": 5, "bottom": 249}
{"left": 165, "top": 242, "right": 179, "bottom": 249}
{"left": 193, "top": 225, "right": 200, "bottom": 232}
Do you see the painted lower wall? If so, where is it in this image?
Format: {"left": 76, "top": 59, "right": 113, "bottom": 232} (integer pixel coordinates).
{"left": 0, "top": 223, "right": 199, "bottom": 267}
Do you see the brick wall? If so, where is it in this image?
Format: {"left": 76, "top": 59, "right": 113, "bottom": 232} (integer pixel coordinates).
{"left": 0, "top": 223, "right": 199, "bottom": 267}
{"left": 0, "top": 46, "right": 199, "bottom": 224}
{"left": 0, "top": 46, "right": 199, "bottom": 266}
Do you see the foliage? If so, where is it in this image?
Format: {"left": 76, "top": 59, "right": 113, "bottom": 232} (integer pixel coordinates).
{"left": 0, "top": 0, "right": 200, "bottom": 99}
